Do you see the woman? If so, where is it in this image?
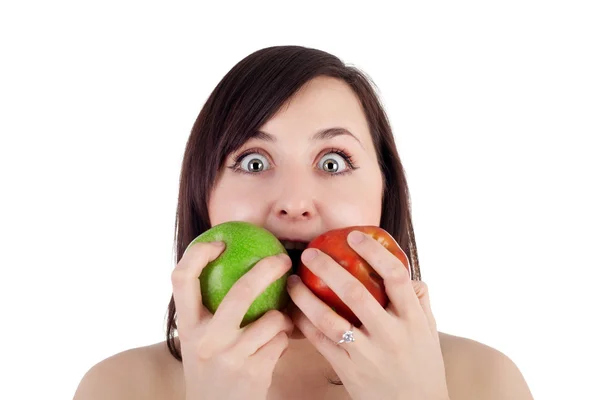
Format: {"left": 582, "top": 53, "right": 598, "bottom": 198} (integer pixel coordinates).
{"left": 74, "top": 45, "right": 533, "bottom": 399}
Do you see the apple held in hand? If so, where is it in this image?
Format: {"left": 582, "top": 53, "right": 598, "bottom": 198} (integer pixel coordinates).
{"left": 187, "top": 221, "right": 290, "bottom": 327}
{"left": 297, "top": 226, "right": 410, "bottom": 327}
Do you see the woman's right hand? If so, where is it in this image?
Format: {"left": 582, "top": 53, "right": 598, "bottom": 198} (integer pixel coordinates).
{"left": 171, "top": 241, "right": 294, "bottom": 400}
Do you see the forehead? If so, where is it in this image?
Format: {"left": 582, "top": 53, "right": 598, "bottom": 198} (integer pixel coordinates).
{"left": 259, "top": 77, "right": 373, "bottom": 149}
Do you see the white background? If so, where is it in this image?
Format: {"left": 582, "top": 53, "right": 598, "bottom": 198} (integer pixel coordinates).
{"left": 1, "top": 1, "right": 598, "bottom": 399}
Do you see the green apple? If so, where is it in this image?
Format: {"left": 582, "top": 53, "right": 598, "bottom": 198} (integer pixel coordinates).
{"left": 187, "top": 221, "right": 290, "bottom": 326}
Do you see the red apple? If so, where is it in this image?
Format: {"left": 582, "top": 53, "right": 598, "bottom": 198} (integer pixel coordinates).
{"left": 297, "top": 226, "right": 410, "bottom": 327}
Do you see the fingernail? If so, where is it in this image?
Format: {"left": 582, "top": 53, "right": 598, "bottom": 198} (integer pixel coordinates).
{"left": 278, "top": 253, "right": 291, "bottom": 263}
{"left": 287, "top": 275, "right": 300, "bottom": 287}
{"left": 348, "top": 231, "right": 365, "bottom": 244}
{"left": 301, "top": 248, "right": 318, "bottom": 263}
{"left": 212, "top": 241, "right": 226, "bottom": 248}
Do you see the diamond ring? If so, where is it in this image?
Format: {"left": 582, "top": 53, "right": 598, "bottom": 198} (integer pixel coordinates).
{"left": 336, "top": 326, "right": 356, "bottom": 345}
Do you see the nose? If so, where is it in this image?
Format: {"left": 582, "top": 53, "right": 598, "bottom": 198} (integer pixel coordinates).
{"left": 275, "top": 198, "right": 315, "bottom": 221}
{"left": 272, "top": 174, "right": 317, "bottom": 221}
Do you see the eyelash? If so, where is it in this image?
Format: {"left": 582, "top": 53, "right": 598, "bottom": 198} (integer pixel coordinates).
{"left": 227, "top": 147, "right": 358, "bottom": 177}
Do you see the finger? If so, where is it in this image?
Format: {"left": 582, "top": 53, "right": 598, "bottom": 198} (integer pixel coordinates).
{"left": 299, "top": 247, "right": 389, "bottom": 331}
{"left": 212, "top": 253, "right": 292, "bottom": 330}
{"left": 171, "top": 241, "right": 226, "bottom": 334}
{"left": 287, "top": 274, "right": 367, "bottom": 354}
{"left": 411, "top": 280, "right": 438, "bottom": 336}
{"left": 248, "top": 330, "right": 289, "bottom": 370}
{"left": 346, "top": 231, "right": 421, "bottom": 320}
{"left": 230, "top": 310, "right": 293, "bottom": 356}
{"left": 289, "top": 305, "right": 349, "bottom": 366}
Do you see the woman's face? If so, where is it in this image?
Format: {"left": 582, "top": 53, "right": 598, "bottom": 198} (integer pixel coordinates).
{"left": 208, "top": 76, "right": 384, "bottom": 245}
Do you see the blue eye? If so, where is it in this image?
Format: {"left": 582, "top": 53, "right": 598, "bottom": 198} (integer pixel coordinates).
{"left": 318, "top": 152, "right": 348, "bottom": 173}
{"left": 228, "top": 147, "right": 357, "bottom": 176}
{"left": 238, "top": 153, "right": 270, "bottom": 173}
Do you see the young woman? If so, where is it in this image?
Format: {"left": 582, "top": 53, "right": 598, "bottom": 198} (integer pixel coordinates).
{"left": 74, "top": 45, "right": 533, "bottom": 400}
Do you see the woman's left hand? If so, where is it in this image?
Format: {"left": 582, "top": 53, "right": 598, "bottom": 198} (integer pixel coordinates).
{"left": 286, "top": 230, "right": 450, "bottom": 400}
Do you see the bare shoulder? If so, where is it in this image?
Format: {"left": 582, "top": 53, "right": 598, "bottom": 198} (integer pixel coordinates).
{"left": 73, "top": 340, "right": 183, "bottom": 400}
{"left": 438, "top": 332, "right": 533, "bottom": 400}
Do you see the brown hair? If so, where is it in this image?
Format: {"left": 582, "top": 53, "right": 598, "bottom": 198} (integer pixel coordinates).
{"left": 164, "top": 45, "right": 421, "bottom": 371}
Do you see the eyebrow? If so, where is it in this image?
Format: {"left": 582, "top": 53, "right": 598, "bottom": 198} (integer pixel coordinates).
{"left": 251, "top": 127, "right": 364, "bottom": 149}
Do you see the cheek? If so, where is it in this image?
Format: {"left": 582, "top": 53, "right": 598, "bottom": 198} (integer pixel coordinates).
{"left": 208, "top": 180, "right": 269, "bottom": 226}
{"left": 324, "top": 193, "right": 381, "bottom": 226}
{"left": 319, "top": 176, "right": 383, "bottom": 226}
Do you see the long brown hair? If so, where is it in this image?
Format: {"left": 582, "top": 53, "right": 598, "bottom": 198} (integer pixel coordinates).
{"left": 165, "top": 45, "right": 421, "bottom": 365}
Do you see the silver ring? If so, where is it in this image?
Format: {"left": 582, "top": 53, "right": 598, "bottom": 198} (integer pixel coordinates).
{"left": 336, "top": 326, "right": 355, "bottom": 345}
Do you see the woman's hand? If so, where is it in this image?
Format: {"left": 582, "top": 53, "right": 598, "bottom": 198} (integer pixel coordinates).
{"left": 171, "top": 242, "right": 294, "bottom": 400}
{"left": 287, "top": 230, "right": 450, "bottom": 400}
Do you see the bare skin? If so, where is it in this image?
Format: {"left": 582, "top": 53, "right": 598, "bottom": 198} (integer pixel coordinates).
{"left": 74, "top": 330, "right": 532, "bottom": 400}
{"left": 73, "top": 76, "right": 533, "bottom": 399}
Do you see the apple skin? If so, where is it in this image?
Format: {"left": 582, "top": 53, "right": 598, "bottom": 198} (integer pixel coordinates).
{"left": 187, "top": 221, "right": 290, "bottom": 326}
